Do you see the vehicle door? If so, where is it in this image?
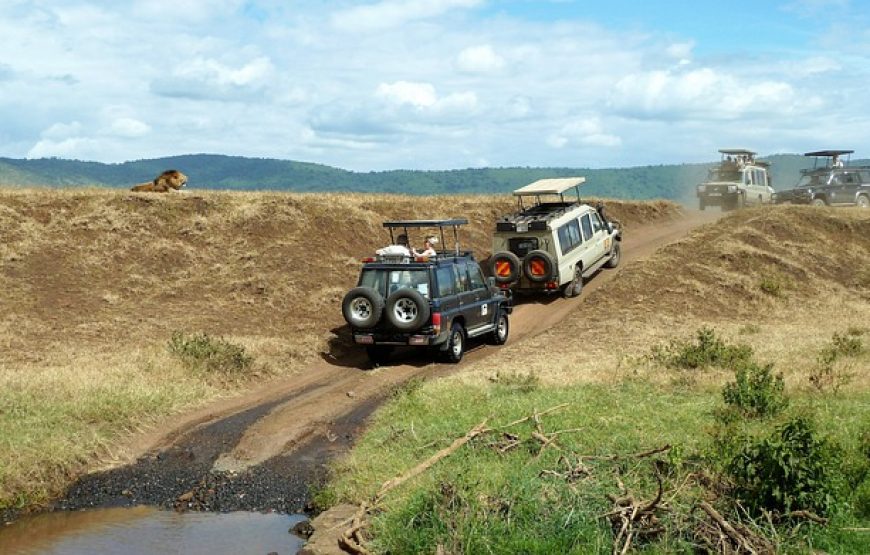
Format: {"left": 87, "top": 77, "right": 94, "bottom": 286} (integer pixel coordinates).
{"left": 556, "top": 217, "right": 585, "bottom": 280}
{"left": 580, "top": 213, "right": 605, "bottom": 266}
{"left": 465, "top": 262, "right": 493, "bottom": 329}
{"left": 833, "top": 171, "right": 860, "bottom": 204}
{"left": 590, "top": 212, "right": 613, "bottom": 257}
{"left": 434, "top": 264, "right": 460, "bottom": 319}
{"left": 453, "top": 260, "right": 480, "bottom": 328}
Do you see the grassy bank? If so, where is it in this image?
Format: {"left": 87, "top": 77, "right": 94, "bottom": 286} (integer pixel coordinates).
{"left": 321, "top": 338, "right": 870, "bottom": 553}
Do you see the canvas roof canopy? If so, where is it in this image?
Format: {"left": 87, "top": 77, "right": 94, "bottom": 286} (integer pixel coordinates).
{"left": 512, "top": 177, "right": 586, "bottom": 196}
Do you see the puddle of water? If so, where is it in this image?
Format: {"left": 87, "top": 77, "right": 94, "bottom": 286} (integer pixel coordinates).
{"left": 0, "top": 506, "right": 307, "bottom": 555}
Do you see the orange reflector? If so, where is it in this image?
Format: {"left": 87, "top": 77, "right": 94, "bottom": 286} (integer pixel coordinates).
{"left": 495, "top": 260, "right": 511, "bottom": 276}
{"left": 529, "top": 259, "right": 546, "bottom": 276}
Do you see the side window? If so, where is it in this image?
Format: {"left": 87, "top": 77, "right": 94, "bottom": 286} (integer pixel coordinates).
{"left": 843, "top": 172, "right": 857, "bottom": 184}
{"left": 580, "top": 214, "right": 593, "bottom": 241}
{"left": 745, "top": 171, "right": 754, "bottom": 185}
{"left": 558, "top": 219, "right": 582, "bottom": 255}
{"left": 468, "top": 263, "right": 486, "bottom": 290}
{"left": 435, "top": 266, "right": 455, "bottom": 298}
{"left": 591, "top": 212, "right": 604, "bottom": 233}
{"left": 859, "top": 171, "right": 870, "bottom": 183}
{"left": 454, "top": 261, "right": 469, "bottom": 292}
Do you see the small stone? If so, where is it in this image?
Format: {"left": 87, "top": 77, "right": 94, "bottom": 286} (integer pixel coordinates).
{"left": 121, "top": 489, "right": 132, "bottom": 497}
{"left": 177, "top": 491, "right": 195, "bottom": 502}
{"left": 346, "top": 391, "right": 355, "bottom": 398}
{"left": 290, "top": 519, "right": 314, "bottom": 538}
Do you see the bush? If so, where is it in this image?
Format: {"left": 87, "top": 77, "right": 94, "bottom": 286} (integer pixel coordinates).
{"left": 168, "top": 331, "right": 253, "bottom": 376}
{"left": 652, "top": 327, "right": 753, "bottom": 371}
{"left": 810, "top": 332, "right": 863, "bottom": 392}
{"left": 722, "top": 362, "right": 787, "bottom": 418}
{"left": 759, "top": 274, "right": 786, "bottom": 297}
{"left": 727, "top": 416, "right": 844, "bottom": 516}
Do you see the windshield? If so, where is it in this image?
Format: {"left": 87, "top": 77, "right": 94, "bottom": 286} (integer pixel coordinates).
{"left": 707, "top": 169, "right": 741, "bottom": 182}
{"left": 796, "top": 173, "right": 828, "bottom": 188}
{"left": 360, "top": 268, "right": 430, "bottom": 299}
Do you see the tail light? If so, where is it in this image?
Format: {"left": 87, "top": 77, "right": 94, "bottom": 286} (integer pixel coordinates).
{"left": 361, "top": 257, "right": 376, "bottom": 263}
{"left": 432, "top": 312, "right": 442, "bottom": 334}
{"left": 546, "top": 281, "right": 558, "bottom": 289}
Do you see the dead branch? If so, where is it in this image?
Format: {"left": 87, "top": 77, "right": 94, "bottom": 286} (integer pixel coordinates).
{"left": 786, "top": 510, "right": 828, "bottom": 525}
{"left": 376, "top": 418, "right": 489, "bottom": 501}
{"left": 606, "top": 465, "right": 666, "bottom": 555}
{"left": 699, "top": 501, "right": 755, "bottom": 554}
{"left": 498, "top": 403, "right": 569, "bottom": 429}
{"left": 583, "top": 444, "right": 672, "bottom": 461}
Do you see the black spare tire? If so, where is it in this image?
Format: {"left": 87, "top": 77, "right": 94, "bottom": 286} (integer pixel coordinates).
{"left": 522, "top": 249, "right": 556, "bottom": 283}
{"left": 385, "top": 288, "right": 431, "bottom": 331}
{"left": 342, "top": 287, "right": 384, "bottom": 329}
{"left": 488, "top": 251, "right": 521, "bottom": 284}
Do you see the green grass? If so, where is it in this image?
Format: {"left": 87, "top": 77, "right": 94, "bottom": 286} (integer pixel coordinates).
{"left": 323, "top": 379, "right": 870, "bottom": 554}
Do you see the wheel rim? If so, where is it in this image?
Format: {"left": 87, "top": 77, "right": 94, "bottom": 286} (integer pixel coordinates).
{"left": 612, "top": 245, "right": 620, "bottom": 264}
{"left": 497, "top": 316, "right": 507, "bottom": 340}
{"left": 350, "top": 298, "right": 372, "bottom": 322}
{"left": 393, "top": 298, "right": 418, "bottom": 323}
{"left": 858, "top": 196, "right": 869, "bottom": 208}
{"left": 451, "top": 330, "right": 463, "bottom": 357}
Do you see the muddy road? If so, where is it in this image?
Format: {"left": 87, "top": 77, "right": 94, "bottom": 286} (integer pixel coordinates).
{"left": 53, "top": 211, "right": 720, "bottom": 515}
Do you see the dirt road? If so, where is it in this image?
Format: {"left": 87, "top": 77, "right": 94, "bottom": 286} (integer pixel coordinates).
{"left": 58, "top": 211, "right": 721, "bottom": 513}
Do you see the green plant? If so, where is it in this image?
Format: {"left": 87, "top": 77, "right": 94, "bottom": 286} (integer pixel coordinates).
{"left": 722, "top": 362, "right": 787, "bottom": 418}
{"left": 652, "top": 327, "right": 753, "bottom": 371}
{"left": 738, "top": 324, "right": 761, "bottom": 335}
{"left": 759, "top": 274, "right": 786, "bottom": 297}
{"left": 168, "top": 331, "right": 253, "bottom": 376}
{"left": 727, "top": 416, "right": 844, "bottom": 516}
{"left": 810, "top": 332, "right": 863, "bottom": 392}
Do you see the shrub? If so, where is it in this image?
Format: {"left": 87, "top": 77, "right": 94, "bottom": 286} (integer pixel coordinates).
{"left": 727, "top": 416, "right": 844, "bottom": 516}
{"left": 168, "top": 331, "right": 253, "bottom": 376}
{"left": 759, "top": 274, "right": 785, "bottom": 297}
{"left": 809, "top": 332, "right": 863, "bottom": 392}
{"left": 652, "top": 327, "right": 753, "bottom": 371}
{"left": 722, "top": 362, "right": 787, "bottom": 418}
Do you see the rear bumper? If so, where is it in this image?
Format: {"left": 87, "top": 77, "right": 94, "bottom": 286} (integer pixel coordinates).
{"left": 353, "top": 329, "right": 447, "bottom": 347}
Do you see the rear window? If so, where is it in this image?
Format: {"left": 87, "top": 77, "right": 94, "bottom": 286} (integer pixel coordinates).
{"left": 360, "top": 268, "right": 430, "bottom": 299}
{"left": 508, "top": 237, "right": 538, "bottom": 257}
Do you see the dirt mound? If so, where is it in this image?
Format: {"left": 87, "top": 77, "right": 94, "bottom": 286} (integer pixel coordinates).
{"left": 0, "top": 188, "right": 681, "bottom": 365}
{"left": 582, "top": 206, "right": 870, "bottom": 320}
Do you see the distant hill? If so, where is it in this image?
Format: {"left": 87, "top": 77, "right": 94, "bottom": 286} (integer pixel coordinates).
{"left": 1, "top": 153, "right": 864, "bottom": 200}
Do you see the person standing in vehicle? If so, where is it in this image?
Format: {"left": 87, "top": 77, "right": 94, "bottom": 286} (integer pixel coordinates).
{"left": 413, "top": 236, "right": 438, "bottom": 257}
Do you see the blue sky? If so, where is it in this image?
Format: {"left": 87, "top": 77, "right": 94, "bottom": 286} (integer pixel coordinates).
{"left": 1, "top": 0, "right": 868, "bottom": 171}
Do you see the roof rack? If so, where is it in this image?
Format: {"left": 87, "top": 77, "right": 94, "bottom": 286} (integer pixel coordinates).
{"left": 381, "top": 218, "right": 469, "bottom": 257}
{"left": 804, "top": 150, "right": 854, "bottom": 169}
{"left": 497, "top": 177, "right": 587, "bottom": 232}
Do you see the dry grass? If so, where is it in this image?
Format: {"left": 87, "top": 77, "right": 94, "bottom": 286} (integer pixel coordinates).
{"left": 0, "top": 187, "right": 681, "bottom": 512}
{"left": 453, "top": 206, "right": 870, "bottom": 391}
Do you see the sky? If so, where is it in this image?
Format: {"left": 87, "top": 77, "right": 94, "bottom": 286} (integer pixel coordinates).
{"left": 1, "top": 0, "right": 869, "bottom": 171}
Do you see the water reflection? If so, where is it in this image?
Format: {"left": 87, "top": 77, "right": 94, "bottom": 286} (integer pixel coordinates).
{"left": 0, "top": 506, "right": 306, "bottom": 555}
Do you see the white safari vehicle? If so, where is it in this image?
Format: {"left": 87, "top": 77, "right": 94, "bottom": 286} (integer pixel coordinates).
{"left": 488, "top": 177, "right": 622, "bottom": 298}
{"left": 697, "top": 149, "right": 775, "bottom": 211}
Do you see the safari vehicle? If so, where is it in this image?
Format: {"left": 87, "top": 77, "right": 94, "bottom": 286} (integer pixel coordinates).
{"left": 488, "top": 177, "right": 621, "bottom": 298}
{"left": 341, "top": 219, "right": 512, "bottom": 365}
{"left": 773, "top": 150, "right": 870, "bottom": 208}
{"left": 696, "top": 149, "right": 774, "bottom": 211}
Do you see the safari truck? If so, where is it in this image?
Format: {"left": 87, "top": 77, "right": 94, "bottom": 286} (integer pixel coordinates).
{"left": 696, "top": 149, "right": 775, "bottom": 211}
{"left": 341, "top": 219, "right": 512, "bottom": 365}
{"left": 488, "top": 177, "right": 621, "bottom": 298}
{"left": 773, "top": 150, "right": 870, "bottom": 208}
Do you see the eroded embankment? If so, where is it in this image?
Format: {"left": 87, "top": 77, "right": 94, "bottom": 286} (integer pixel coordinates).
{"left": 0, "top": 187, "right": 682, "bottom": 518}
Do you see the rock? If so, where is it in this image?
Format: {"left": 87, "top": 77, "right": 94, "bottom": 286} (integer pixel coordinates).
{"left": 346, "top": 391, "right": 355, "bottom": 398}
{"left": 121, "top": 489, "right": 133, "bottom": 497}
{"left": 177, "top": 491, "right": 195, "bottom": 502}
{"left": 290, "top": 519, "right": 314, "bottom": 538}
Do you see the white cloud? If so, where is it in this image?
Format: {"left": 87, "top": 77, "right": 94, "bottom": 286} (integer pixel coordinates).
{"left": 610, "top": 67, "right": 809, "bottom": 120}
{"left": 456, "top": 44, "right": 506, "bottom": 73}
{"left": 331, "top": 0, "right": 483, "bottom": 32}
{"left": 152, "top": 56, "right": 274, "bottom": 100}
{"left": 108, "top": 118, "right": 151, "bottom": 138}
{"left": 376, "top": 81, "right": 438, "bottom": 108}
{"left": 548, "top": 118, "right": 621, "bottom": 149}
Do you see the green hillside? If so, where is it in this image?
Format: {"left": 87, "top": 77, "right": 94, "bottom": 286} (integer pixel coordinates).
{"left": 0, "top": 153, "right": 859, "bottom": 201}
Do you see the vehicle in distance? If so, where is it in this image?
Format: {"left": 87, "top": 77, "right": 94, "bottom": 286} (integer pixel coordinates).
{"left": 342, "top": 219, "right": 512, "bottom": 365}
{"left": 696, "top": 149, "right": 775, "bottom": 211}
{"left": 488, "top": 177, "right": 621, "bottom": 298}
{"left": 773, "top": 150, "right": 870, "bottom": 208}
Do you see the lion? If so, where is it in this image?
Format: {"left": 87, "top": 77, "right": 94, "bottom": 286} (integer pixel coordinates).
{"left": 131, "top": 169, "right": 188, "bottom": 192}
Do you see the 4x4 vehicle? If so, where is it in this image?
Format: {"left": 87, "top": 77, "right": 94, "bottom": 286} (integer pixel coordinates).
{"left": 696, "top": 149, "right": 774, "bottom": 211}
{"left": 342, "top": 219, "right": 512, "bottom": 365}
{"left": 488, "top": 177, "right": 621, "bottom": 298}
{"left": 773, "top": 150, "right": 870, "bottom": 208}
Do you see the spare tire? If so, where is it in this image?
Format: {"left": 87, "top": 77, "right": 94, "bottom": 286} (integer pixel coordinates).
{"left": 522, "top": 249, "right": 556, "bottom": 283}
{"left": 385, "top": 288, "right": 431, "bottom": 331}
{"left": 342, "top": 287, "right": 384, "bottom": 329}
{"left": 488, "top": 251, "right": 521, "bottom": 284}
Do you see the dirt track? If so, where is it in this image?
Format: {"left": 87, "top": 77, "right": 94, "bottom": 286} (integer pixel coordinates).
{"left": 57, "top": 211, "right": 721, "bottom": 513}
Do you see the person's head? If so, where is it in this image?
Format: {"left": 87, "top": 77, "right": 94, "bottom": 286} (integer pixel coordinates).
{"left": 425, "top": 235, "right": 438, "bottom": 248}
{"left": 396, "top": 233, "right": 409, "bottom": 246}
